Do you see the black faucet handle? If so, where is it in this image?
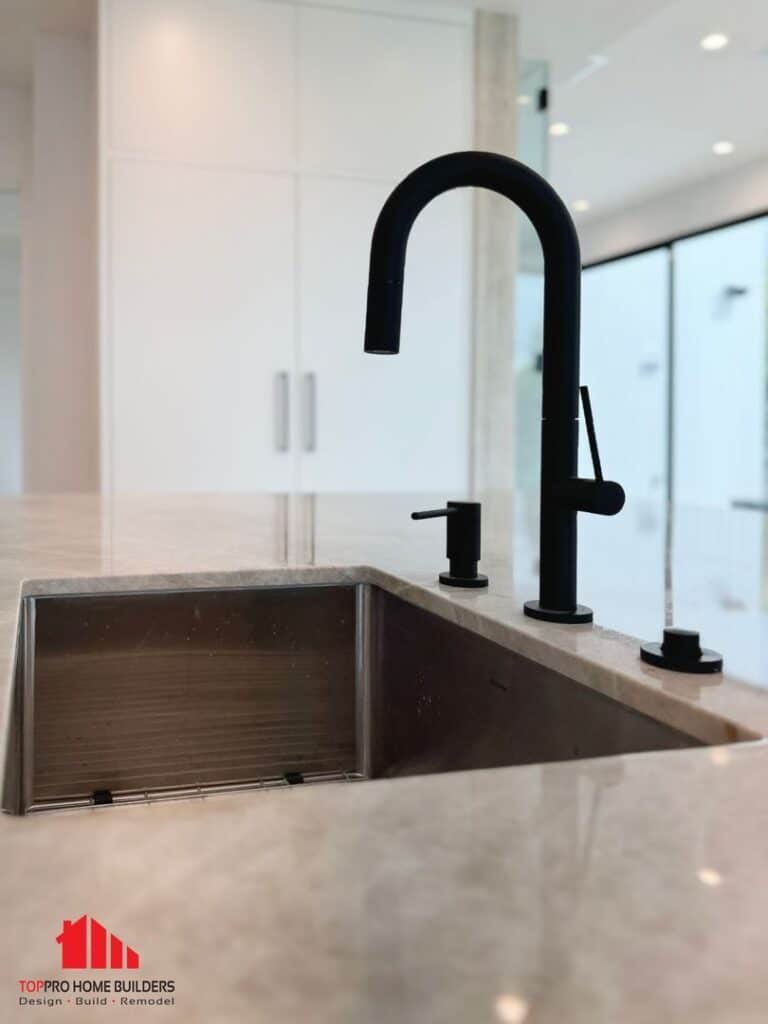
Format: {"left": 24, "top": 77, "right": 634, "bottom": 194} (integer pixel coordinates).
{"left": 411, "top": 501, "right": 488, "bottom": 589}
{"left": 579, "top": 385, "right": 603, "bottom": 482}
{"left": 557, "top": 478, "right": 625, "bottom": 516}
{"left": 554, "top": 386, "right": 625, "bottom": 517}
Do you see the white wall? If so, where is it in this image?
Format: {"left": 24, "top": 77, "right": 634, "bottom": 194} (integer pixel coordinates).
{"left": 580, "top": 154, "right": 768, "bottom": 264}
{"left": 23, "top": 32, "right": 99, "bottom": 492}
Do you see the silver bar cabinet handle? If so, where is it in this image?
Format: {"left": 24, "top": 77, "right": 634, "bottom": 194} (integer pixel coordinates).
{"left": 303, "top": 371, "right": 317, "bottom": 452}
{"left": 274, "top": 371, "right": 290, "bottom": 452}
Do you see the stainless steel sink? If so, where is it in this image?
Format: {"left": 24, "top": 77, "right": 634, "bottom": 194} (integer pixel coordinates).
{"left": 3, "top": 582, "right": 706, "bottom": 814}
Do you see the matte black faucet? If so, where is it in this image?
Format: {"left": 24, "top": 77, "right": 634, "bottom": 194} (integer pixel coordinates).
{"left": 363, "top": 151, "right": 625, "bottom": 624}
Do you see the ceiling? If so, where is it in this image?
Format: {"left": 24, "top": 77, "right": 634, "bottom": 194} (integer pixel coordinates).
{"left": 0, "top": 0, "right": 94, "bottom": 87}
{"left": 507, "top": 0, "right": 768, "bottom": 221}
{"left": 2, "top": 0, "right": 766, "bottom": 222}
{"left": 504, "top": 0, "right": 674, "bottom": 82}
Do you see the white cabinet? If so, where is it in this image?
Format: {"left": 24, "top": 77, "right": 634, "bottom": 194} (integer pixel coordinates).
{"left": 297, "top": 6, "right": 471, "bottom": 179}
{"left": 101, "top": 0, "right": 473, "bottom": 495}
{"left": 298, "top": 176, "right": 471, "bottom": 492}
{"left": 109, "top": 0, "right": 296, "bottom": 168}
{"left": 110, "top": 160, "right": 296, "bottom": 492}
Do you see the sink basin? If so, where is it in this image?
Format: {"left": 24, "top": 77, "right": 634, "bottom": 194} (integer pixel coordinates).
{"left": 4, "top": 581, "right": 706, "bottom": 814}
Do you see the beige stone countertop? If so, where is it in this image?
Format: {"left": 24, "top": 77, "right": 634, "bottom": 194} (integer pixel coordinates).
{"left": 2, "top": 493, "right": 768, "bottom": 1023}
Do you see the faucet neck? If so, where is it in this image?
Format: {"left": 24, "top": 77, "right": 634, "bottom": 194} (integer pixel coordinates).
{"left": 364, "top": 150, "right": 581, "bottom": 424}
{"left": 364, "top": 151, "right": 623, "bottom": 623}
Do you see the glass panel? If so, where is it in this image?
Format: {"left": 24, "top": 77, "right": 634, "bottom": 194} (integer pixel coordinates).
{"left": 672, "top": 218, "right": 768, "bottom": 509}
{"left": 580, "top": 249, "right": 669, "bottom": 499}
{"left": 516, "top": 60, "right": 548, "bottom": 275}
{"left": 573, "top": 220, "right": 768, "bottom": 682}
{"left": 578, "top": 248, "right": 670, "bottom": 637}
{"left": 513, "top": 60, "right": 548, "bottom": 497}
{"left": 671, "top": 217, "right": 768, "bottom": 683}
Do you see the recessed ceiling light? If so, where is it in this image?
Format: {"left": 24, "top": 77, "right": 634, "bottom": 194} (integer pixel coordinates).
{"left": 712, "top": 140, "right": 735, "bottom": 155}
{"left": 700, "top": 32, "right": 729, "bottom": 51}
{"left": 697, "top": 867, "right": 723, "bottom": 887}
{"left": 572, "top": 199, "right": 590, "bottom": 213}
{"left": 549, "top": 122, "right": 570, "bottom": 137}
{"left": 495, "top": 994, "right": 530, "bottom": 1023}
{"left": 517, "top": 94, "right": 532, "bottom": 106}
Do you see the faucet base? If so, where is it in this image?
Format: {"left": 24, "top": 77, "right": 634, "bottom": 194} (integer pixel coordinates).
{"left": 439, "top": 571, "right": 488, "bottom": 589}
{"left": 524, "top": 600, "right": 593, "bottom": 624}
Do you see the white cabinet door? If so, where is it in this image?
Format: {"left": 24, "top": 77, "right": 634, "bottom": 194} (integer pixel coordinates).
{"left": 110, "top": 160, "right": 295, "bottom": 492}
{"left": 298, "top": 175, "right": 471, "bottom": 493}
{"left": 297, "top": 6, "right": 471, "bottom": 180}
{"left": 108, "top": 0, "right": 296, "bottom": 169}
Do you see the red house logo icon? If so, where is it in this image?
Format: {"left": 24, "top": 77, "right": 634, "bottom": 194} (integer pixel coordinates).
{"left": 56, "top": 915, "right": 140, "bottom": 969}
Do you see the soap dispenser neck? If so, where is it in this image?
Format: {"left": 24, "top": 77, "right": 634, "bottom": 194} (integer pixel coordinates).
{"left": 411, "top": 501, "right": 488, "bottom": 588}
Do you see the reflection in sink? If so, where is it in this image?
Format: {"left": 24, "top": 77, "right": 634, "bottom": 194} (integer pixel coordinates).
{"left": 4, "top": 582, "right": 706, "bottom": 814}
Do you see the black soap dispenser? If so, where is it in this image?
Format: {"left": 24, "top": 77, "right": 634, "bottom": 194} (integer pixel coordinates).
{"left": 411, "top": 500, "right": 488, "bottom": 588}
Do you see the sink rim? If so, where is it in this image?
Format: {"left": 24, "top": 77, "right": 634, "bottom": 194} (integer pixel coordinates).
{"left": 15, "top": 565, "right": 765, "bottom": 746}
{"left": 3, "top": 566, "right": 763, "bottom": 817}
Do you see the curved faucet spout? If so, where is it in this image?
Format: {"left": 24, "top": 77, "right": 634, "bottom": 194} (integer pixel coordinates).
{"left": 364, "top": 150, "right": 580, "bottom": 424}
{"left": 363, "top": 151, "right": 624, "bottom": 623}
